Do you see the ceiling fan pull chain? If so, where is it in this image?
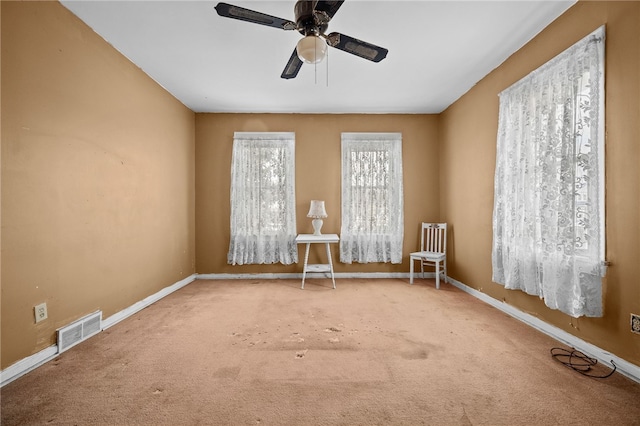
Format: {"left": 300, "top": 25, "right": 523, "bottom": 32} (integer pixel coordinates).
{"left": 326, "top": 48, "right": 329, "bottom": 88}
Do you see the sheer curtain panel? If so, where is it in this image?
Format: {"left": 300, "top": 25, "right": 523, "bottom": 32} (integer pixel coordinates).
{"left": 228, "top": 132, "right": 298, "bottom": 265}
{"left": 340, "top": 133, "right": 404, "bottom": 264}
{"left": 492, "top": 26, "right": 605, "bottom": 317}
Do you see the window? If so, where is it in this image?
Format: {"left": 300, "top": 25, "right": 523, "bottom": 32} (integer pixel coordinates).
{"left": 492, "top": 26, "right": 605, "bottom": 317}
{"left": 340, "top": 133, "right": 404, "bottom": 264}
{"left": 227, "top": 132, "right": 297, "bottom": 265}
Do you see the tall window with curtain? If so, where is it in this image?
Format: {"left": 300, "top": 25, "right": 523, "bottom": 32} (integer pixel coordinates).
{"left": 228, "top": 132, "right": 298, "bottom": 265}
{"left": 340, "top": 133, "right": 404, "bottom": 264}
{"left": 492, "top": 26, "right": 605, "bottom": 317}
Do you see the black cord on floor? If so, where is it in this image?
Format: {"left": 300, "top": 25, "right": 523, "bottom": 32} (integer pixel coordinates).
{"left": 550, "top": 347, "right": 616, "bottom": 379}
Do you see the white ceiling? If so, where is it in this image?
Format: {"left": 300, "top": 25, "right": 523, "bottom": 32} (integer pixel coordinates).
{"left": 60, "top": 0, "right": 575, "bottom": 114}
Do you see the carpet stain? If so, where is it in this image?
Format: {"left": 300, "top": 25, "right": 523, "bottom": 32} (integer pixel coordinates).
{"left": 459, "top": 406, "right": 473, "bottom": 425}
{"left": 295, "top": 349, "right": 308, "bottom": 359}
{"left": 286, "top": 332, "right": 305, "bottom": 343}
{"left": 397, "top": 335, "right": 443, "bottom": 360}
{"left": 213, "top": 366, "right": 241, "bottom": 379}
{"left": 400, "top": 348, "right": 430, "bottom": 360}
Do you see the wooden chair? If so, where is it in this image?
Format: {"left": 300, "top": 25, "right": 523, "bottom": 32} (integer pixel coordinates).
{"left": 409, "top": 223, "right": 447, "bottom": 289}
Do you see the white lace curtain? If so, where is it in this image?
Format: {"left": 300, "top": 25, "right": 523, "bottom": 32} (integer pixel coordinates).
{"left": 340, "top": 133, "right": 404, "bottom": 264}
{"left": 228, "top": 132, "right": 298, "bottom": 265}
{"left": 492, "top": 26, "right": 605, "bottom": 317}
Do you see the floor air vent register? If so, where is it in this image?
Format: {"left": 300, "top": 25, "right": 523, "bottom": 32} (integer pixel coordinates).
{"left": 57, "top": 311, "right": 102, "bottom": 353}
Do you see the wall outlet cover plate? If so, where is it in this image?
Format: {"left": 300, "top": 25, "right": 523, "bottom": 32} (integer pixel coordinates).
{"left": 35, "top": 303, "right": 48, "bottom": 323}
{"left": 631, "top": 314, "right": 640, "bottom": 335}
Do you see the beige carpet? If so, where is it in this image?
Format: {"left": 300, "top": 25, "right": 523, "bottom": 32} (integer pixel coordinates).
{"left": 2, "top": 278, "right": 640, "bottom": 425}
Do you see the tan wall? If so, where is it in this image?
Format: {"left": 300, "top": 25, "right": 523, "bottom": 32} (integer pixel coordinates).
{"left": 440, "top": 1, "right": 640, "bottom": 365}
{"left": 1, "top": 2, "right": 196, "bottom": 369}
{"left": 195, "top": 113, "right": 439, "bottom": 274}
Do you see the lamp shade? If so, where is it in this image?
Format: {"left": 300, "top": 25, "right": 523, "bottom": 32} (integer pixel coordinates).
{"left": 296, "top": 35, "right": 327, "bottom": 64}
{"left": 307, "top": 200, "right": 327, "bottom": 218}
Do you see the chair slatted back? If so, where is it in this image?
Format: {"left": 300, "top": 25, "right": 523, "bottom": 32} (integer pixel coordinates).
{"left": 420, "top": 223, "right": 447, "bottom": 255}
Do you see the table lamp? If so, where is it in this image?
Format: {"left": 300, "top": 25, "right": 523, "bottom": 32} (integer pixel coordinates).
{"left": 307, "top": 200, "right": 327, "bottom": 235}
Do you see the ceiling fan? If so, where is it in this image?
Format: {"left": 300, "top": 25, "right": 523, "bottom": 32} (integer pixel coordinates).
{"left": 214, "top": 1, "right": 388, "bottom": 79}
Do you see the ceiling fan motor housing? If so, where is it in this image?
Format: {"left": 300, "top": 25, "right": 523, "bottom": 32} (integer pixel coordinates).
{"left": 295, "top": 1, "right": 328, "bottom": 36}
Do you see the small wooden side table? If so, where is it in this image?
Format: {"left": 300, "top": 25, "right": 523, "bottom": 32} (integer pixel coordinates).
{"left": 294, "top": 234, "right": 340, "bottom": 289}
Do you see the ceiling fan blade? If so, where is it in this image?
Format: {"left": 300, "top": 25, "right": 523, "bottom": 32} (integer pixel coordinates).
{"left": 326, "top": 32, "right": 388, "bottom": 63}
{"left": 215, "top": 2, "right": 297, "bottom": 31}
{"left": 313, "top": 1, "right": 345, "bottom": 21}
{"left": 281, "top": 48, "right": 304, "bottom": 79}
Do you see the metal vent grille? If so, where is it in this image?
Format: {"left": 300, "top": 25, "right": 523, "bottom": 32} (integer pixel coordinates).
{"left": 57, "top": 311, "right": 102, "bottom": 353}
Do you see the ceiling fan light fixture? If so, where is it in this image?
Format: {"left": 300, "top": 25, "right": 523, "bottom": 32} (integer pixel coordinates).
{"left": 296, "top": 35, "right": 327, "bottom": 64}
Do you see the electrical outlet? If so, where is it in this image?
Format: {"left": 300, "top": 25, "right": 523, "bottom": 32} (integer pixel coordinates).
{"left": 34, "top": 303, "right": 48, "bottom": 323}
{"left": 631, "top": 314, "right": 640, "bottom": 335}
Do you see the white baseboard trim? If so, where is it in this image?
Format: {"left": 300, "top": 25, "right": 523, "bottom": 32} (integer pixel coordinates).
{"left": 196, "top": 272, "right": 415, "bottom": 280}
{"left": 1, "top": 274, "right": 197, "bottom": 388}
{"left": 447, "top": 277, "right": 640, "bottom": 384}
{"left": 0, "top": 345, "right": 58, "bottom": 388}
{"left": 102, "top": 273, "right": 196, "bottom": 329}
